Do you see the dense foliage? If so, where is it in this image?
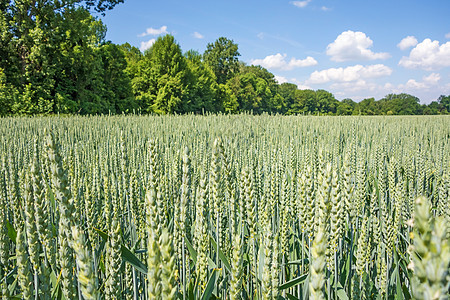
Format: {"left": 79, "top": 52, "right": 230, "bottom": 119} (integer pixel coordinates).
{"left": 0, "top": 0, "right": 131, "bottom": 115}
{"left": 0, "top": 114, "right": 449, "bottom": 299}
{"left": 0, "top": 2, "right": 449, "bottom": 116}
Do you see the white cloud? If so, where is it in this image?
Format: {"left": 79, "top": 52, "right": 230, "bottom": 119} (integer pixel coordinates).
{"left": 257, "top": 32, "right": 264, "bottom": 40}
{"left": 445, "top": 32, "right": 450, "bottom": 39}
{"left": 296, "top": 83, "right": 312, "bottom": 90}
{"left": 192, "top": 32, "right": 204, "bottom": 39}
{"left": 140, "top": 39, "right": 156, "bottom": 52}
{"left": 399, "top": 39, "right": 450, "bottom": 70}
{"left": 324, "top": 73, "right": 445, "bottom": 103}
{"left": 288, "top": 56, "right": 318, "bottom": 68}
{"left": 321, "top": 6, "right": 331, "bottom": 11}
{"left": 328, "top": 80, "right": 398, "bottom": 102}
{"left": 138, "top": 26, "right": 168, "bottom": 37}
{"left": 274, "top": 75, "right": 289, "bottom": 84}
{"left": 291, "top": 0, "right": 311, "bottom": 8}
{"left": 383, "top": 82, "right": 395, "bottom": 89}
{"left": 250, "top": 53, "right": 317, "bottom": 70}
{"left": 399, "top": 73, "right": 441, "bottom": 90}
{"left": 326, "top": 30, "right": 390, "bottom": 62}
{"left": 397, "top": 36, "right": 418, "bottom": 50}
{"left": 403, "top": 79, "right": 426, "bottom": 90}
{"left": 287, "top": 77, "right": 312, "bottom": 89}
{"left": 307, "top": 64, "right": 392, "bottom": 84}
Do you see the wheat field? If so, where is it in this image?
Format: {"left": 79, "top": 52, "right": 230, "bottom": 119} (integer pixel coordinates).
{"left": 0, "top": 114, "right": 448, "bottom": 299}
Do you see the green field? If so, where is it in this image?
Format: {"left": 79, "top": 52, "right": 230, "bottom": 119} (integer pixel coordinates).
{"left": 0, "top": 114, "right": 449, "bottom": 299}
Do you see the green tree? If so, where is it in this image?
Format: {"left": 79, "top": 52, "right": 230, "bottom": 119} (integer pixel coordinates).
{"left": 278, "top": 83, "right": 297, "bottom": 114}
{"left": 422, "top": 102, "right": 440, "bottom": 115}
{"left": 225, "top": 64, "right": 281, "bottom": 114}
{"left": 380, "top": 93, "right": 420, "bottom": 115}
{"left": 336, "top": 98, "right": 355, "bottom": 115}
{"left": 0, "top": 68, "right": 18, "bottom": 116}
{"left": 290, "top": 89, "right": 316, "bottom": 114}
{"left": 119, "top": 43, "right": 143, "bottom": 83}
{"left": 133, "top": 35, "right": 190, "bottom": 114}
{"left": 226, "top": 73, "right": 256, "bottom": 112}
{"left": 184, "top": 50, "right": 219, "bottom": 113}
{"left": 54, "top": 8, "right": 115, "bottom": 114}
{"left": 84, "top": 0, "right": 125, "bottom": 15}
{"left": 204, "top": 37, "right": 240, "bottom": 85}
{"left": 438, "top": 95, "right": 450, "bottom": 113}
{"left": 98, "top": 42, "right": 135, "bottom": 113}
{"left": 219, "top": 84, "right": 239, "bottom": 113}
{"left": 241, "top": 65, "right": 282, "bottom": 112}
{"left": 0, "top": 0, "right": 125, "bottom": 115}
{"left": 316, "top": 89, "right": 338, "bottom": 114}
{"left": 354, "top": 97, "right": 378, "bottom": 115}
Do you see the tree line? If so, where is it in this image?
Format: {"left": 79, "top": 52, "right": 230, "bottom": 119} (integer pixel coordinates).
{"left": 1, "top": 1, "right": 449, "bottom": 116}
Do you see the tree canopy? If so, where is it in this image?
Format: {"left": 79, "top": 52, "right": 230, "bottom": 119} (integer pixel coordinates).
{"left": 0, "top": 3, "right": 448, "bottom": 116}
{"left": 0, "top": 0, "right": 129, "bottom": 114}
{"left": 203, "top": 37, "right": 240, "bottom": 85}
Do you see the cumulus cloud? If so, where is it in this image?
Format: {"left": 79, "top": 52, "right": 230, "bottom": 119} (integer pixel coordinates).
{"left": 307, "top": 64, "right": 392, "bottom": 84}
{"left": 192, "top": 32, "right": 204, "bottom": 39}
{"left": 326, "top": 73, "right": 445, "bottom": 103}
{"left": 446, "top": 33, "right": 450, "bottom": 39}
{"left": 291, "top": 0, "right": 311, "bottom": 8}
{"left": 326, "top": 30, "right": 390, "bottom": 62}
{"left": 138, "top": 26, "right": 168, "bottom": 37}
{"left": 404, "top": 79, "right": 426, "bottom": 90}
{"left": 250, "top": 53, "right": 317, "bottom": 70}
{"left": 423, "top": 72, "right": 442, "bottom": 84}
{"left": 399, "top": 73, "right": 441, "bottom": 90}
{"left": 399, "top": 39, "right": 450, "bottom": 70}
{"left": 397, "top": 36, "right": 418, "bottom": 50}
{"left": 140, "top": 39, "right": 156, "bottom": 52}
{"left": 274, "top": 75, "right": 289, "bottom": 84}
{"left": 288, "top": 77, "right": 312, "bottom": 89}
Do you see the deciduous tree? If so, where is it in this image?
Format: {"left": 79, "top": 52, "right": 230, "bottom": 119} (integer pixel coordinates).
{"left": 204, "top": 37, "right": 240, "bottom": 85}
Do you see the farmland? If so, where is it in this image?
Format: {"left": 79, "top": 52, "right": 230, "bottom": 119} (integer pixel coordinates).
{"left": 0, "top": 114, "right": 449, "bottom": 299}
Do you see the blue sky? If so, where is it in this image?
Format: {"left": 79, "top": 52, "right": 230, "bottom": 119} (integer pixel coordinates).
{"left": 101, "top": 0, "right": 450, "bottom": 103}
